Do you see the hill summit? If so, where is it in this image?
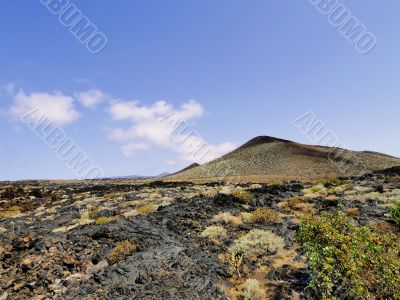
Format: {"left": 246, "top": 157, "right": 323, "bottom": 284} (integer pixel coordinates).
{"left": 167, "top": 136, "right": 400, "bottom": 182}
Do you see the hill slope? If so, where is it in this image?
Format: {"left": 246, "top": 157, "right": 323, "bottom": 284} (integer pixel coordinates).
{"left": 166, "top": 136, "right": 400, "bottom": 182}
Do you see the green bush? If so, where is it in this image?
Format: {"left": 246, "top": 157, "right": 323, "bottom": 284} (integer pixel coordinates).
{"left": 391, "top": 203, "right": 400, "bottom": 225}
{"left": 297, "top": 211, "right": 400, "bottom": 299}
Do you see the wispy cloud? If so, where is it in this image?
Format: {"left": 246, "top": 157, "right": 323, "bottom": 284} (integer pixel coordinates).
{"left": 3, "top": 82, "right": 15, "bottom": 95}
{"left": 76, "top": 89, "right": 108, "bottom": 109}
{"left": 121, "top": 143, "right": 149, "bottom": 158}
{"left": 9, "top": 89, "right": 80, "bottom": 126}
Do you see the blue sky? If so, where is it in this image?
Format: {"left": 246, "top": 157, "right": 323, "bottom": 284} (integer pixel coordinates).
{"left": 1, "top": 0, "right": 399, "bottom": 180}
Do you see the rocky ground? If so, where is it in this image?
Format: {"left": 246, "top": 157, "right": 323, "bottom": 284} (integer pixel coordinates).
{"left": 0, "top": 168, "right": 399, "bottom": 300}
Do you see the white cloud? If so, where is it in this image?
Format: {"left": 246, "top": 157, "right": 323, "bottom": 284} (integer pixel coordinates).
{"left": 108, "top": 99, "right": 237, "bottom": 162}
{"left": 10, "top": 90, "right": 80, "bottom": 126}
{"left": 121, "top": 143, "right": 149, "bottom": 158}
{"left": 76, "top": 89, "right": 107, "bottom": 108}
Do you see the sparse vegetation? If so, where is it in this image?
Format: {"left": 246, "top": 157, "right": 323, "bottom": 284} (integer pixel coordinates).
{"left": 137, "top": 204, "right": 159, "bottom": 215}
{"left": 281, "top": 197, "right": 306, "bottom": 210}
{"left": 88, "top": 208, "right": 100, "bottom": 219}
{"left": 0, "top": 206, "right": 21, "bottom": 218}
{"left": 240, "top": 212, "right": 253, "bottom": 223}
{"left": 108, "top": 240, "right": 138, "bottom": 264}
{"left": 269, "top": 181, "right": 283, "bottom": 187}
{"left": 232, "top": 188, "right": 254, "bottom": 202}
{"left": 322, "top": 178, "right": 350, "bottom": 187}
{"left": 390, "top": 203, "right": 400, "bottom": 225}
{"left": 310, "top": 185, "right": 322, "bottom": 193}
{"left": 241, "top": 279, "right": 265, "bottom": 300}
{"left": 346, "top": 207, "right": 360, "bottom": 217}
{"left": 212, "top": 212, "right": 242, "bottom": 226}
{"left": 297, "top": 211, "right": 400, "bottom": 299}
{"left": 201, "top": 225, "right": 228, "bottom": 245}
{"left": 223, "top": 251, "right": 243, "bottom": 278}
{"left": 229, "top": 229, "right": 285, "bottom": 259}
{"left": 250, "top": 208, "right": 281, "bottom": 223}
{"left": 95, "top": 216, "right": 118, "bottom": 225}
{"left": 1, "top": 166, "right": 400, "bottom": 299}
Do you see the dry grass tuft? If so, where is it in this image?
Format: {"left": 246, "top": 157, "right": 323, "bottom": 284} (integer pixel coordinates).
{"left": 346, "top": 208, "right": 360, "bottom": 217}
{"left": 108, "top": 240, "right": 138, "bottom": 264}
{"left": 212, "top": 212, "right": 242, "bottom": 226}
{"left": 240, "top": 212, "right": 253, "bottom": 223}
{"left": 250, "top": 208, "right": 281, "bottom": 223}
{"left": 201, "top": 225, "right": 228, "bottom": 245}
{"left": 241, "top": 279, "right": 265, "bottom": 300}
{"left": 0, "top": 206, "right": 21, "bottom": 218}
{"left": 137, "top": 204, "right": 159, "bottom": 215}
{"left": 232, "top": 188, "right": 254, "bottom": 202}
{"left": 95, "top": 216, "right": 118, "bottom": 225}
{"left": 88, "top": 208, "right": 100, "bottom": 219}
{"left": 282, "top": 197, "right": 306, "bottom": 210}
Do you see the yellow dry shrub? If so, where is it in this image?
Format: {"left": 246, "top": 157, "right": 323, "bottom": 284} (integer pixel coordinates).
{"left": 212, "top": 212, "right": 242, "bottom": 226}
{"left": 137, "top": 204, "right": 158, "bottom": 215}
{"left": 250, "top": 208, "right": 281, "bottom": 223}
{"left": 95, "top": 216, "right": 118, "bottom": 225}
{"left": 201, "top": 225, "right": 228, "bottom": 245}
{"left": 232, "top": 188, "right": 254, "bottom": 202}
{"left": 241, "top": 279, "right": 265, "bottom": 300}
{"left": 108, "top": 240, "right": 138, "bottom": 264}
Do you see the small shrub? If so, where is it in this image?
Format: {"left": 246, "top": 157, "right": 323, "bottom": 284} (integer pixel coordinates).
{"left": 269, "top": 181, "right": 283, "bottom": 187}
{"left": 229, "top": 229, "right": 284, "bottom": 258}
{"left": 280, "top": 197, "right": 306, "bottom": 210}
{"left": 201, "top": 225, "right": 228, "bottom": 245}
{"left": 88, "top": 208, "right": 99, "bottom": 219}
{"left": 7, "top": 205, "right": 21, "bottom": 211}
{"left": 346, "top": 208, "right": 360, "bottom": 217}
{"left": 322, "top": 178, "right": 350, "bottom": 187}
{"left": 95, "top": 216, "right": 118, "bottom": 225}
{"left": 250, "top": 208, "right": 281, "bottom": 223}
{"left": 240, "top": 212, "right": 253, "bottom": 223}
{"left": 232, "top": 188, "right": 254, "bottom": 202}
{"left": 212, "top": 212, "right": 242, "bottom": 226}
{"left": 310, "top": 185, "right": 322, "bottom": 193}
{"left": 241, "top": 279, "right": 265, "bottom": 300}
{"left": 388, "top": 177, "right": 400, "bottom": 184}
{"left": 222, "top": 251, "right": 243, "bottom": 278}
{"left": 370, "top": 221, "right": 397, "bottom": 234}
{"left": 297, "top": 211, "right": 400, "bottom": 299}
{"left": 249, "top": 184, "right": 262, "bottom": 190}
{"left": 391, "top": 203, "right": 400, "bottom": 225}
{"left": 0, "top": 206, "right": 21, "bottom": 218}
{"left": 108, "top": 240, "right": 137, "bottom": 264}
{"left": 137, "top": 204, "right": 158, "bottom": 215}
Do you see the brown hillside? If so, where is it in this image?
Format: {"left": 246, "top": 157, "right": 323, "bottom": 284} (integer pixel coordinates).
{"left": 166, "top": 136, "right": 400, "bottom": 183}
